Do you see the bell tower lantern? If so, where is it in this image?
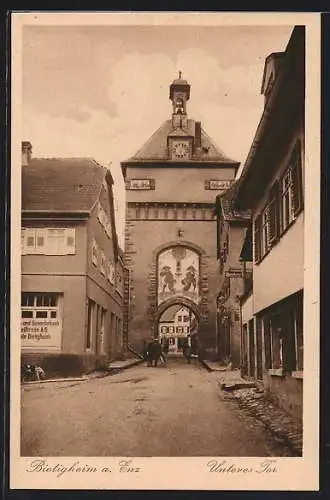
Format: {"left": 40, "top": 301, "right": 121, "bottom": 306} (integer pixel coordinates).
{"left": 169, "top": 71, "right": 190, "bottom": 128}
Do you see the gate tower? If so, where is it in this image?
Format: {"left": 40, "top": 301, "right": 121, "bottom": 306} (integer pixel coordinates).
{"left": 121, "top": 73, "right": 239, "bottom": 359}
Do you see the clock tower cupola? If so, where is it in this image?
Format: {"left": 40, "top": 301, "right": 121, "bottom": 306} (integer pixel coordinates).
{"left": 169, "top": 71, "right": 190, "bottom": 129}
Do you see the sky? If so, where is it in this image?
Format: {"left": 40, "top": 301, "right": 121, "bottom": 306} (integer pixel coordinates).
{"left": 22, "top": 23, "right": 293, "bottom": 246}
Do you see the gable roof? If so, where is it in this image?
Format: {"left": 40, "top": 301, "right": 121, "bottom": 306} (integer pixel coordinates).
{"left": 215, "top": 181, "right": 252, "bottom": 222}
{"left": 122, "top": 119, "right": 238, "bottom": 165}
{"left": 261, "top": 52, "right": 285, "bottom": 96}
{"left": 234, "top": 26, "right": 305, "bottom": 210}
{"left": 22, "top": 156, "right": 121, "bottom": 260}
{"left": 22, "top": 158, "right": 110, "bottom": 212}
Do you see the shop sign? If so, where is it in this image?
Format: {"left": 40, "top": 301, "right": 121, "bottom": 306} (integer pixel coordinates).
{"left": 21, "top": 318, "right": 62, "bottom": 351}
{"left": 126, "top": 179, "right": 155, "bottom": 190}
{"left": 225, "top": 268, "right": 243, "bottom": 278}
{"left": 204, "top": 180, "right": 232, "bottom": 191}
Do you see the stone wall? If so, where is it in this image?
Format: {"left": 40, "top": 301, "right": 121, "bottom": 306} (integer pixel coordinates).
{"left": 264, "top": 373, "right": 303, "bottom": 421}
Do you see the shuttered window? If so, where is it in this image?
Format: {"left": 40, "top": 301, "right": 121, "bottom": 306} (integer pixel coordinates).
{"left": 280, "top": 142, "right": 303, "bottom": 232}
{"left": 254, "top": 215, "right": 262, "bottom": 263}
{"left": 253, "top": 141, "right": 303, "bottom": 264}
{"left": 268, "top": 181, "right": 280, "bottom": 244}
{"left": 291, "top": 142, "right": 303, "bottom": 216}
{"left": 21, "top": 228, "right": 76, "bottom": 255}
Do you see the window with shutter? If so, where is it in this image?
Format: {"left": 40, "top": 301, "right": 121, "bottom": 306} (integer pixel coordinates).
{"left": 65, "top": 228, "right": 76, "bottom": 254}
{"left": 291, "top": 143, "right": 303, "bottom": 216}
{"left": 25, "top": 229, "right": 36, "bottom": 251}
{"left": 269, "top": 181, "right": 280, "bottom": 244}
{"left": 281, "top": 170, "right": 293, "bottom": 231}
{"left": 267, "top": 200, "right": 277, "bottom": 245}
{"left": 36, "top": 229, "right": 46, "bottom": 253}
{"left": 280, "top": 141, "right": 303, "bottom": 233}
{"left": 261, "top": 210, "right": 269, "bottom": 254}
{"left": 254, "top": 215, "right": 261, "bottom": 263}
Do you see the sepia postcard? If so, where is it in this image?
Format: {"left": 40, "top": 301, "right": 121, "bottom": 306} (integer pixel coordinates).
{"left": 10, "top": 11, "right": 320, "bottom": 491}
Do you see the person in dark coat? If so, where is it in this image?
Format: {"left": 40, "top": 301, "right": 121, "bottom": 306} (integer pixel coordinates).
{"left": 150, "top": 338, "right": 162, "bottom": 367}
{"left": 160, "top": 338, "right": 169, "bottom": 365}
{"left": 182, "top": 337, "right": 192, "bottom": 364}
{"left": 190, "top": 333, "right": 200, "bottom": 361}
{"left": 142, "top": 340, "right": 149, "bottom": 362}
{"left": 146, "top": 338, "right": 154, "bottom": 367}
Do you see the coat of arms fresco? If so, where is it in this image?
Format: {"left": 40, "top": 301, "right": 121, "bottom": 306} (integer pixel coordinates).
{"left": 157, "top": 246, "right": 200, "bottom": 305}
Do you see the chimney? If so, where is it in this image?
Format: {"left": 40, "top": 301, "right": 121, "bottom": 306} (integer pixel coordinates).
{"left": 22, "top": 141, "right": 32, "bottom": 166}
{"left": 195, "top": 121, "right": 202, "bottom": 151}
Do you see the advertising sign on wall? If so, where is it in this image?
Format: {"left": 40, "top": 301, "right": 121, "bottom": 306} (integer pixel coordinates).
{"left": 21, "top": 318, "right": 62, "bottom": 351}
{"left": 204, "top": 180, "right": 233, "bottom": 191}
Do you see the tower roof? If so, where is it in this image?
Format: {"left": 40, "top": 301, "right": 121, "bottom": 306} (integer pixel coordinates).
{"left": 122, "top": 118, "right": 238, "bottom": 165}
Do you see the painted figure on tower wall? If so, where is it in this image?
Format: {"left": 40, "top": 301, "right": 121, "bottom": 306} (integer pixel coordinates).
{"left": 157, "top": 246, "right": 200, "bottom": 305}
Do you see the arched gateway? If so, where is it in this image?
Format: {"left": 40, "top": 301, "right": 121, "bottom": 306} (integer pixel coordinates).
{"left": 121, "top": 73, "right": 239, "bottom": 358}
{"left": 155, "top": 298, "right": 200, "bottom": 356}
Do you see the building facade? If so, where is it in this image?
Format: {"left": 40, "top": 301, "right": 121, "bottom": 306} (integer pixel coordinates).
{"left": 214, "top": 185, "right": 251, "bottom": 367}
{"left": 122, "top": 74, "right": 239, "bottom": 359}
{"left": 21, "top": 144, "right": 126, "bottom": 376}
{"left": 158, "top": 304, "right": 197, "bottom": 355}
{"left": 235, "top": 26, "right": 305, "bottom": 420}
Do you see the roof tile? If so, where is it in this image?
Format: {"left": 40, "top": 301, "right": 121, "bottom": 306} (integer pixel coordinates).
{"left": 123, "top": 119, "right": 238, "bottom": 164}
{"left": 22, "top": 158, "right": 107, "bottom": 212}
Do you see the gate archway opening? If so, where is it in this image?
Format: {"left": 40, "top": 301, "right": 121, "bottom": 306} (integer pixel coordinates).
{"left": 157, "top": 303, "right": 199, "bottom": 357}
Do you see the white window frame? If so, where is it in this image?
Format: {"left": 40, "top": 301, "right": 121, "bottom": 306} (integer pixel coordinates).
{"left": 281, "top": 168, "right": 295, "bottom": 231}
{"left": 21, "top": 228, "right": 76, "bottom": 255}
{"left": 21, "top": 292, "right": 60, "bottom": 320}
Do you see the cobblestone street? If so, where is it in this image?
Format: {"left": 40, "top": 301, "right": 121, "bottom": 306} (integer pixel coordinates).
{"left": 21, "top": 359, "right": 295, "bottom": 457}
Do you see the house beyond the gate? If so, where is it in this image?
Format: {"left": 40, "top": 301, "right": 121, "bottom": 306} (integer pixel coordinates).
{"left": 121, "top": 73, "right": 239, "bottom": 359}
{"left": 234, "top": 26, "right": 305, "bottom": 420}
{"left": 21, "top": 142, "right": 126, "bottom": 377}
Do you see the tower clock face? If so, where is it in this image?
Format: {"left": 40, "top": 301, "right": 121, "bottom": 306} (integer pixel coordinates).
{"left": 172, "top": 141, "right": 190, "bottom": 159}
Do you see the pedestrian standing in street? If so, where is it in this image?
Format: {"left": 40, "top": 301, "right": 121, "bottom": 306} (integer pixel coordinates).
{"left": 151, "top": 338, "right": 162, "bottom": 367}
{"left": 182, "top": 337, "right": 192, "bottom": 364}
{"left": 146, "top": 338, "right": 154, "bottom": 367}
{"left": 190, "top": 333, "right": 199, "bottom": 362}
{"left": 142, "top": 340, "right": 149, "bottom": 362}
{"left": 160, "top": 338, "right": 169, "bottom": 366}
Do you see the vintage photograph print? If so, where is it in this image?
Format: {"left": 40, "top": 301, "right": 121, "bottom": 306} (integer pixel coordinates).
{"left": 10, "top": 12, "right": 320, "bottom": 491}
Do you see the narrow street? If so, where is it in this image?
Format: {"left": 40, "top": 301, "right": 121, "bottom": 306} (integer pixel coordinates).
{"left": 21, "top": 359, "right": 294, "bottom": 457}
